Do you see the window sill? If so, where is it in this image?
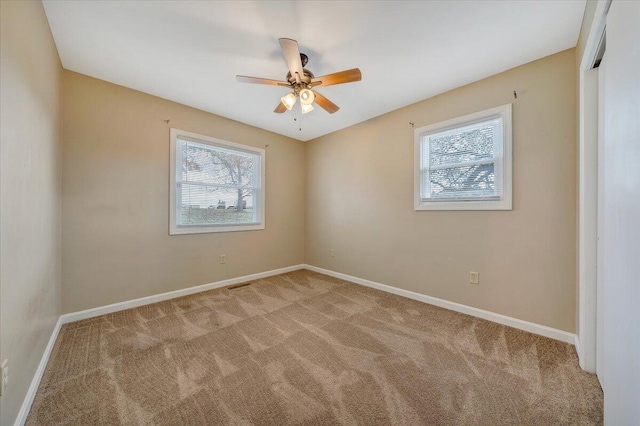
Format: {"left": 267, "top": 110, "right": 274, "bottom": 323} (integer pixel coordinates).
{"left": 414, "top": 199, "right": 512, "bottom": 211}
{"left": 170, "top": 223, "right": 265, "bottom": 235}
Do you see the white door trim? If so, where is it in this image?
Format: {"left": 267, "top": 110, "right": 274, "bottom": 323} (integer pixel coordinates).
{"left": 596, "top": 51, "right": 606, "bottom": 384}
{"left": 576, "top": 0, "right": 609, "bottom": 372}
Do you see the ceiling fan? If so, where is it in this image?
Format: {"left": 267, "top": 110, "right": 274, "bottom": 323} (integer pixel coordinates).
{"left": 236, "top": 38, "right": 362, "bottom": 115}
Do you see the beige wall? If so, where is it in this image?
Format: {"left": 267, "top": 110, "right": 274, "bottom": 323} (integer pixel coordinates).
{"left": 62, "top": 71, "right": 305, "bottom": 313}
{"left": 0, "top": 1, "right": 63, "bottom": 425}
{"left": 305, "top": 49, "right": 577, "bottom": 332}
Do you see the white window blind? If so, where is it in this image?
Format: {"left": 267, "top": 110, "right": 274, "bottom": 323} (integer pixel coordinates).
{"left": 414, "top": 104, "right": 512, "bottom": 211}
{"left": 421, "top": 117, "right": 503, "bottom": 201}
{"left": 170, "top": 129, "right": 265, "bottom": 234}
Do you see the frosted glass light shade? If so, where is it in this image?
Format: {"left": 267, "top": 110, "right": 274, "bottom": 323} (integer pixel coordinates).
{"left": 299, "top": 89, "right": 315, "bottom": 105}
{"left": 301, "top": 103, "right": 314, "bottom": 114}
{"left": 281, "top": 93, "right": 297, "bottom": 110}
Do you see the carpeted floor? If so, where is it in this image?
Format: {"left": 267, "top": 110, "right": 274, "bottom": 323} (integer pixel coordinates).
{"left": 27, "top": 270, "right": 603, "bottom": 425}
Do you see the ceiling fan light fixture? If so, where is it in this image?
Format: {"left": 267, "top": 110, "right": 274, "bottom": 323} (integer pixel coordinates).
{"left": 301, "top": 103, "right": 314, "bottom": 114}
{"left": 236, "top": 38, "right": 359, "bottom": 115}
{"left": 299, "top": 88, "right": 315, "bottom": 105}
{"left": 281, "top": 92, "right": 297, "bottom": 110}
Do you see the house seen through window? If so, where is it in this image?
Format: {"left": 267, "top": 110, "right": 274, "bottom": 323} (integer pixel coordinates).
{"left": 170, "top": 129, "right": 265, "bottom": 234}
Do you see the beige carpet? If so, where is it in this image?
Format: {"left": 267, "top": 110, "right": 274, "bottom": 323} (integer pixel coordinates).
{"left": 27, "top": 270, "right": 602, "bottom": 425}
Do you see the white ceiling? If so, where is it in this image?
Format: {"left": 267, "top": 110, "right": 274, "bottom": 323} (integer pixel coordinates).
{"left": 43, "top": 1, "right": 585, "bottom": 142}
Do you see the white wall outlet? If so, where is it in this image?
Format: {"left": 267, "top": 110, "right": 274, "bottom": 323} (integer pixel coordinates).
{"left": 470, "top": 271, "right": 479, "bottom": 285}
{"left": 330, "top": 249, "right": 335, "bottom": 258}
{"left": 220, "top": 254, "right": 226, "bottom": 264}
{"left": 1, "top": 359, "right": 8, "bottom": 396}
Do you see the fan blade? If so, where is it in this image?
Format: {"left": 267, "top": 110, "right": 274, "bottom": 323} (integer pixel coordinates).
{"left": 312, "top": 91, "right": 340, "bottom": 114}
{"left": 279, "top": 38, "right": 304, "bottom": 81}
{"left": 236, "top": 75, "right": 290, "bottom": 86}
{"left": 274, "top": 102, "right": 287, "bottom": 113}
{"left": 310, "top": 68, "right": 361, "bottom": 87}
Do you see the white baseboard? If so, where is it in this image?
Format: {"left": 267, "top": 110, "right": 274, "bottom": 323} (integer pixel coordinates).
{"left": 304, "top": 264, "right": 577, "bottom": 345}
{"left": 61, "top": 264, "right": 305, "bottom": 324}
{"left": 61, "top": 262, "right": 577, "bottom": 342}
{"left": 14, "top": 316, "right": 63, "bottom": 426}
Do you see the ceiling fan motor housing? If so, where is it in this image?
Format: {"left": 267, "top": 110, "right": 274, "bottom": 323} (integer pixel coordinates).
{"left": 286, "top": 69, "right": 315, "bottom": 88}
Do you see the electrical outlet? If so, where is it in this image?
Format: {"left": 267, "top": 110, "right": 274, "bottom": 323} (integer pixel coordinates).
{"left": 220, "top": 254, "right": 226, "bottom": 264}
{"left": 470, "top": 271, "right": 479, "bottom": 285}
{"left": 330, "top": 249, "right": 335, "bottom": 258}
{"left": 1, "top": 359, "right": 8, "bottom": 396}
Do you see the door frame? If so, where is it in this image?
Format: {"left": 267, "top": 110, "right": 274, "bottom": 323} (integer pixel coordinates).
{"left": 576, "top": 0, "right": 609, "bottom": 373}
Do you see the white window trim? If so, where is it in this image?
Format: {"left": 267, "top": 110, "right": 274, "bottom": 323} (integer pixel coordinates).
{"left": 169, "top": 128, "right": 266, "bottom": 235}
{"left": 414, "top": 103, "right": 513, "bottom": 211}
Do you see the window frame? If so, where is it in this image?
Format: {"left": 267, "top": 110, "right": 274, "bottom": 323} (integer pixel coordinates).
{"left": 169, "top": 128, "right": 266, "bottom": 235}
{"left": 414, "top": 103, "right": 513, "bottom": 211}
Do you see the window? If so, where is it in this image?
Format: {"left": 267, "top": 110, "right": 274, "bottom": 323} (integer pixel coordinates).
{"left": 170, "top": 129, "right": 265, "bottom": 234}
{"left": 414, "top": 104, "right": 512, "bottom": 210}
